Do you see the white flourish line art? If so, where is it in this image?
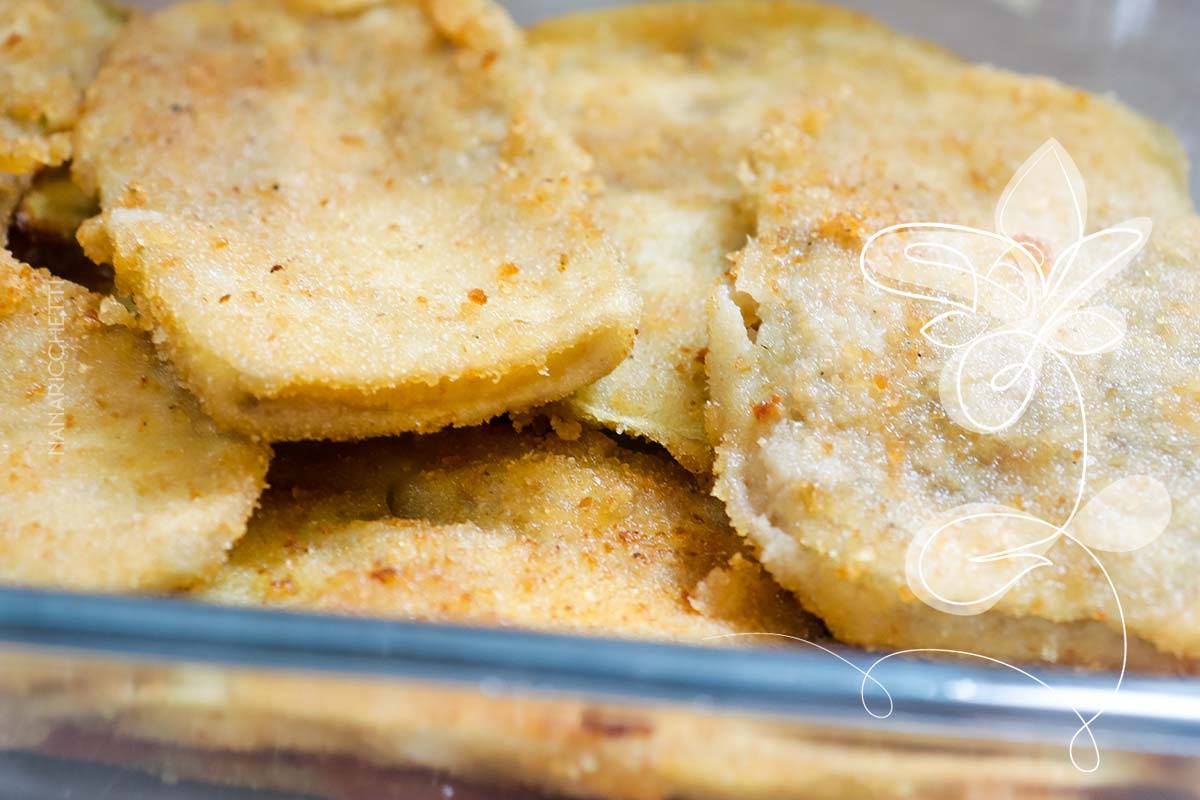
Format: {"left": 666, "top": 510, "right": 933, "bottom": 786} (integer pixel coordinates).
{"left": 713, "top": 140, "right": 1172, "bottom": 772}
{"left": 702, "top": 633, "right": 1108, "bottom": 771}
{"left": 853, "top": 139, "right": 1173, "bottom": 771}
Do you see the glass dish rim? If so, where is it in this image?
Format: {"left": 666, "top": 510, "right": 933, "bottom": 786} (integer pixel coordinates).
{"left": 2, "top": 585, "right": 1199, "bottom": 761}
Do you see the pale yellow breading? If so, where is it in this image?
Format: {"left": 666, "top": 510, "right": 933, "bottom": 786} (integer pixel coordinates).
{"left": 0, "top": 252, "right": 271, "bottom": 590}
{"left": 73, "top": 0, "right": 640, "bottom": 442}
{"left": 196, "top": 424, "right": 819, "bottom": 643}
{"left": 529, "top": 2, "right": 958, "bottom": 472}
{"left": 709, "top": 40, "right": 1198, "bottom": 668}
{"left": 558, "top": 193, "right": 747, "bottom": 472}
{"left": 0, "top": 0, "right": 125, "bottom": 174}
{"left": 15, "top": 165, "right": 97, "bottom": 241}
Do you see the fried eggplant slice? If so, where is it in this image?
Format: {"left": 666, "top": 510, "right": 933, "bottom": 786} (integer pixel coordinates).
{"left": 196, "top": 424, "right": 818, "bottom": 643}
{"left": 15, "top": 165, "right": 97, "bottom": 242}
{"left": 0, "top": 252, "right": 270, "bottom": 590}
{"left": 556, "top": 193, "right": 747, "bottom": 473}
{"left": 6, "top": 166, "right": 110, "bottom": 292}
{"left": 709, "top": 46, "right": 1198, "bottom": 668}
{"left": 73, "top": 0, "right": 639, "bottom": 441}
{"left": 0, "top": 0, "right": 125, "bottom": 173}
{"left": 5, "top": 169, "right": 110, "bottom": 293}
{"left": 529, "top": 1, "right": 958, "bottom": 472}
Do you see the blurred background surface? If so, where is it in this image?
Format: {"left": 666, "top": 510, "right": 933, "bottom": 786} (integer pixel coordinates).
{"left": 123, "top": 0, "right": 1200, "bottom": 201}
{"left": 512, "top": 0, "right": 1199, "bottom": 201}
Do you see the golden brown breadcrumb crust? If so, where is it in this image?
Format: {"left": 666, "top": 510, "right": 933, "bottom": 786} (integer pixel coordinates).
{"left": 197, "top": 424, "right": 818, "bottom": 643}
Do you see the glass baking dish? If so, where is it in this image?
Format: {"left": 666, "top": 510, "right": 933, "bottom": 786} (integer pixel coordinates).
{"left": 3, "top": 589, "right": 1200, "bottom": 798}
{"left": 2, "top": 0, "right": 1198, "bottom": 797}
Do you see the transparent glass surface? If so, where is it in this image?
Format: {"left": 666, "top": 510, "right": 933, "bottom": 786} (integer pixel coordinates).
{"left": 3, "top": 1, "right": 1198, "bottom": 797}
{"left": 508, "top": 0, "right": 1200, "bottom": 203}
{"left": 3, "top": 591, "right": 1200, "bottom": 798}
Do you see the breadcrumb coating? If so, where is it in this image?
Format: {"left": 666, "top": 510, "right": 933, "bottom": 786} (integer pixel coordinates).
{"left": 73, "top": 0, "right": 640, "bottom": 441}
{"left": 0, "top": 252, "right": 270, "bottom": 590}
{"left": 0, "top": 0, "right": 125, "bottom": 173}
{"left": 197, "top": 424, "right": 818, "bottom": 643}
{"left": 708, "top": 36, "right": 1198, "bottom": 668}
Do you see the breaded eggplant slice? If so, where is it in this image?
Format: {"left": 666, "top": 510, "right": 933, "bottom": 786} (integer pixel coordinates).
{"left": 6, "top": 169, "right": 111, "bottom": 294}
{"left": 709, "top": 47, "right": 1198, "bottom": 668}
{"left": 553, "top": 192, "right": 747, "bottom": 473}
{"left": 15, "top": 165, "right": 97, "bottom": 242}
{"left": 529, "top": 1, "right": 958, "bottom": 472}
{"left": 0, "top": 0, "right": 125, "bottom": 173}
{"left": 195, "top": 424, "right": 819, "bottom": 643}
{"left": 0, "top": 252, "right": 270, "bottom": 590}
{"left": 73, "top": 0, "right": 639, "bottom": 441}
